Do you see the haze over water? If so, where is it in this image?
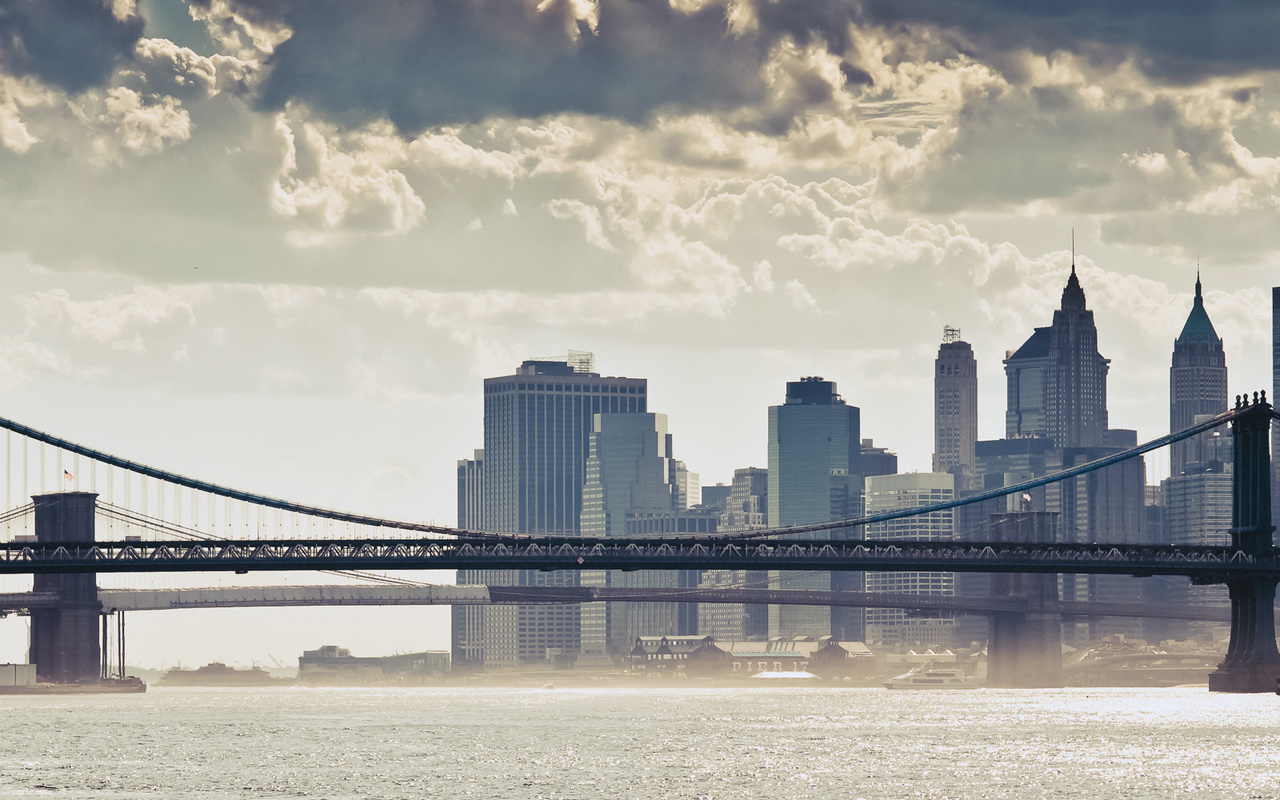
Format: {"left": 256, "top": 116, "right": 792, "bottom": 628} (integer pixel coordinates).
{"left": 1, "top": 687, "right": 1277, "bottom": 799}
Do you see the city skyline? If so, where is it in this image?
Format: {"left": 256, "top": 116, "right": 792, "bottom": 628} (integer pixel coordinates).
{"left": 1, "top": 1, "right": 1278, "bottom": 668}
{"left": 0, "top": 269, "right": 1272, "bottom": 668}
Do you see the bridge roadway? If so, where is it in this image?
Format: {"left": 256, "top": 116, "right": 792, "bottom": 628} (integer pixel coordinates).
{"left": 0, "top": 585, "right": 1229, "bottom": 621}
{"left": 0, "top": 537, "right": 1275, "bottom": 580}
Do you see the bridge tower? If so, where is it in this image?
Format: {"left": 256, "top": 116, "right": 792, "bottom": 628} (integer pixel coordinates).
{"left": 1207, "top": 393, "right": 1277, "bottom": 693}
{"left": 28, "top": 492, "right": 102, "bottom": 683}
{"left": 986, "top": 511, "right": 1064, "bottom": 688}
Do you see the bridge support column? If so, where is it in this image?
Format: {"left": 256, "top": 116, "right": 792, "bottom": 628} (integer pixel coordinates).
{"left": 986, "top": 512, "right": 1063, "bottom": 688}
{"left": 28, "top": 492, "right": 101, "bottom": 684}
{"left": 1209, "top": 393, "right": 1277, "bottom": 693}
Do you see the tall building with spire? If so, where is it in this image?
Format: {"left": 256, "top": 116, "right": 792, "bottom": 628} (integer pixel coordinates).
{"left": 998, "top": 259, "right": 1146, "bottom": 644}
{"left": 1169, "top": 275, "right": 1228, "bottom": 477}
{"left": 1004, "top": 262, "right": 1110, "bottom": 448}
{"left": 933, "top": 326, "right": 978, "bottom": 490}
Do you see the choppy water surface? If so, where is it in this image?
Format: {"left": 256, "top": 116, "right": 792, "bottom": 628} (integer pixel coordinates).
{"left": 1, "top": 687, "right": 1278, "bottom": 799}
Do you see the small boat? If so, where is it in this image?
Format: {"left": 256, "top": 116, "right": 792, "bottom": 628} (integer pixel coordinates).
{"left": 884, "top": 666, "right": 978, "bottom": 690}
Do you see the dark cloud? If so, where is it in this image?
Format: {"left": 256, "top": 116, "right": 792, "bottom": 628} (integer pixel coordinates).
{"left": 859, "top": 0, "right": 1280, "bottom": 84}
{"left": 224, "top": 0, "right": 755, "bottom": 130}
{"left": 192, "top": 0, "right": 1280, "bottom": 135}
{"left": 196, "top": 0, "right": 878, "bottom": 132}
{"left": 4, "top": 0, "right": 1276, "bottom": 131}
{"left": 0, "top": 0, "right": 143, "bottom": 92}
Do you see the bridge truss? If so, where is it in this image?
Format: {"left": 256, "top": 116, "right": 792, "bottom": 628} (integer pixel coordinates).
{"left": 0, "top": 537, "right": 1274, "bottom": 580}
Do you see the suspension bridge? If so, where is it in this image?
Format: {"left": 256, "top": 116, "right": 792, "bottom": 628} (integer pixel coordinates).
{"left": 0, "top": 393, "right": 1275, "bottom": 690}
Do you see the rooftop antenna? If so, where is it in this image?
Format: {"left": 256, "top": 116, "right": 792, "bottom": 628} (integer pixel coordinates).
{"left": 1071, "top": 228, "right": 1076, "bottom": 275}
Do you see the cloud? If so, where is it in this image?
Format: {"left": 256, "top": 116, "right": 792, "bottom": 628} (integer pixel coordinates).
{"left": 0, "top": 74, "right": 51, "bottom": 153}
{"left": 546, "top": 198, "right": 614, "bottom": 251}
{"left": 855, "top": 0, "right": 1280, "bottom": 86}
{"left": 189, "top": 0, "right": 292, "bottom": 62}
{"left": 182, "top": 0, "right": 873, "bottom": 132}
{"left": 270, "top": 112, "right": 426, "bottom": 244}
{"left": 0, "top": 0, "right": 144, "bottom": 93}
{"left": 131, "top": 36, "right": 257, "bottom": 98}
{"left": 0, "top": 333, "right": 64, "bottom": 388}
{"left": 150, "top": 0, "right": 1280, "bottom": 141}
{"left": 102, "top": 85, "right": 192, "bottom": 155}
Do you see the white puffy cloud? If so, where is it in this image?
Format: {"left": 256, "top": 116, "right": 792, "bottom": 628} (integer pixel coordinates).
{"left": 0, "top": 75, "right": 51, "bottom": 153}
{"left": 189, "top": 0, "right": 293, "bottom": 63}
{"left": 101, "top": 86, "right": 191, "bottom": 156}
{"left": 270, "top": 113, "right": 426, "bottom": 245}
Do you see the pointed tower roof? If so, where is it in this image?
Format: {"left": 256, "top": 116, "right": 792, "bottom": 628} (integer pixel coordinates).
{"left": 1059, "top": 258, "right": 1087, "bottom": 313}
{"left": 1176, "top": 273, "right": 1220, "bottom": 345}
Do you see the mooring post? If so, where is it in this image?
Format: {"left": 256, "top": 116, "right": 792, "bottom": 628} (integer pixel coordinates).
{"left": 1207, "top": 393, "right": 1278, "bottom": 693}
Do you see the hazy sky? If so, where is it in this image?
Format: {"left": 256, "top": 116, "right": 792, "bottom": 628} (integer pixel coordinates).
{"left": 0, "top": 0, "right": 1277, "bottom": 668}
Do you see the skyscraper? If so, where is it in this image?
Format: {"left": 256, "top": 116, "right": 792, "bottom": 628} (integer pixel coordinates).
{"left": 1170, "top": 275, "right": 1227, "bottom": 478}
{"left": 1164, "top": 426, "right": 1232, "bottom": 639}
{"left": 998, "top": 262, "right": 1145, "bottom": 645}
{"left": 453, "top": 352, "right": 647, "bottom": 671}
{"left": 1004, "top": 263, "right": 1110, "bottom": 448}
{"left": 933, "top": 326, "right": 978, "bottom": 489}
{"left": 578, "top": 412, "right": 704, "bottom": 657}
{"left": 699, "top": 467, "right": 769, "bottom": 641}
{"left": 864, "top": 472, "right": 956, "bottom": 649}
{"left": 767, "top": 377, "right": 862, "bottom": 639}
{"left": 1273, "top": 287, "right": 1279, "bottom": 534}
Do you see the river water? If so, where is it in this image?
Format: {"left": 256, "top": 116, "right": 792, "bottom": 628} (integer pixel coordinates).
{"left": 1, "top": 686, "right": 1277, "bottom": 799}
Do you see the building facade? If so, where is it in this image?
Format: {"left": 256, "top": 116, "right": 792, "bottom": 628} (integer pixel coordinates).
{"left": 1273, "top": 287, "right": 1279, "bottom": 534}
{"left": 996, "top": 265, "right": 1155, "bottom": 644}
{"left": 864, "top": 472, "right": 956, "bottom": 649}
{"left": 1163, "top": 425, "right": 1233, "bottom": 638}
{"left": 453, "top": 353, "right": 648, "bottom": 671}
{"left": 934, "top": 326, "right": 978, "bottom": 490}
{"left": 1004, "top": 264, "right": 1110, "bottom": 448}
{"left": 699, "top": 467, "right": 770, "bottom": 642}
{"left": 1170, "top": 276, "right": 1228, "bottom": 478}
{"left": 578, "top": 412, "right": 704, "bottom": 658}
{"left": 767, "top": 377, "right": 863, "bottom": 640}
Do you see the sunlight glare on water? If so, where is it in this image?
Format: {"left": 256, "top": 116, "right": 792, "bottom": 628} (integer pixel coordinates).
{"left": 0, "top": 687, "right": 1277, "bottom": 799}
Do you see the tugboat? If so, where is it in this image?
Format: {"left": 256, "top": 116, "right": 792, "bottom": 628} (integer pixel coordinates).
{"left": 884, "top": 665, "right": 978, "bottom": 690}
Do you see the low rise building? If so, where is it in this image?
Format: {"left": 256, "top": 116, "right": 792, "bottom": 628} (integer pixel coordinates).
{"left": 628, "top": 635, "right": 874, "bottom": 680}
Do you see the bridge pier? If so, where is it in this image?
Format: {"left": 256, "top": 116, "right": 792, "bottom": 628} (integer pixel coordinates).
{"left": 986, "top": 512, "right": 1063, "bottom": 688}
{"left": 1208, "top": 393, "right": 1278, "bottom": 693}
{"left": 28, "top": 492, "right": 101, "bottom": 684}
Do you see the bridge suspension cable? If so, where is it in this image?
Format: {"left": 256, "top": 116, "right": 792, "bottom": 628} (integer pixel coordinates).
{"left": 92, "top": 501, "right": 438, "bottom": 587}
{"left": 0, "top": 413, "right": 473, "bottom": 538}
{"left": 0, "top": 400, "right": 1256, "bottom": 545}
{"left": 724, "top": 405, "right": 1244, "bottom": 541}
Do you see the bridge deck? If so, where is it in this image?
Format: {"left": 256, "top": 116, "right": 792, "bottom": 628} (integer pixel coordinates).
{"left": 0, "top": 538, "right": 1273, "bottom": 580}
{"left": 0, "top": 585, "right": 1229, "bottom": 622}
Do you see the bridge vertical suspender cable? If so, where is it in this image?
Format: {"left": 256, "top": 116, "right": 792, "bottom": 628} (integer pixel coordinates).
{"left": 0, "top": 403, "right": 1249, "bottom": 542}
